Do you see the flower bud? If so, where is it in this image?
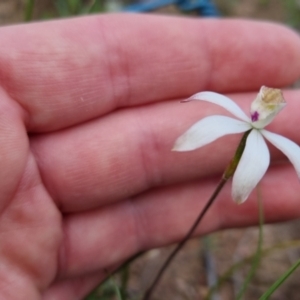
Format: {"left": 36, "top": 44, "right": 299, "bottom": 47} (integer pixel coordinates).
{"left": 250, "top": 86, "right": 286, "bottom": 128}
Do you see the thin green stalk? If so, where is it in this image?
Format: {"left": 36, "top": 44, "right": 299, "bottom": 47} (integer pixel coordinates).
{"left": 84, "top": 251, "right": 144, "bottom": 299}
{"left": 120, "top": 262, "right": 130, "bottom": 300}
{"left": 236, "top": 185, "right": 264, "bottom": 300}
{"left": 67, "top": 0, "right": 80, "bottom": 14}
{"left": 259, "top": 258, "right": 300, "bottom": 299}
{"left": 87, "top": 0, "right": 104, "bottom": 13}
{"left": 24, "top": 0, "right": 35, "bottom": 22}
{"left": 203, "top": 236, "right": 220, "bottom": 300}
{"left": 142, "top": 130, "right": 251, "bottom": 300}
{"left": 109, "top": 276, "right": 123, "bottom": 300}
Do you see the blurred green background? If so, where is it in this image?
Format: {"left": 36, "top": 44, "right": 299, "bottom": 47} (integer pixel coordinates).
{"left": 0, "top": 0, "right": 299, "bottom": 28}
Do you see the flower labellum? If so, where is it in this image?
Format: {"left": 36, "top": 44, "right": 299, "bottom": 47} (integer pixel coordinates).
{"left": 173, "top": 86, "right": 300, "bottom": 204}
{"left": 250, "top": 86, "right": 286, "bottom": 128}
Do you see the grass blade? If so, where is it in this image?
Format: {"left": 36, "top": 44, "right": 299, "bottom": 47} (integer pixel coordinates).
{"left": 24, "top": 0, "right": 35, "bottom": 21}
{"left": 236, "top": 185, "right": 264, "bottom": 300}
{"left": 259, "top": 258, "right": 300, "bottom": 300}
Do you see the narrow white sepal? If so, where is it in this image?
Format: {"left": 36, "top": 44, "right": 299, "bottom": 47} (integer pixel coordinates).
{"left": 190, "top": 92, "right": 250, "bottom": 123}
{"left": 172, "top": 115, "right": 251, "bottom": 151}
{"left": 232, "top": 130, "right": 270, "bottom": 203}
{"left": 261, "top": 130, "right": 300, "bottom": 178}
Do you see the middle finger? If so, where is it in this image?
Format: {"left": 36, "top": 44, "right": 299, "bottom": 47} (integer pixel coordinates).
{"left": 30, "top": 89, "right": 300, "bottom": 212}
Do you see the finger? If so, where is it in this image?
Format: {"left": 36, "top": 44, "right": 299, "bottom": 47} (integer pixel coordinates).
{"left": 31, "top": 89, "right": 300, "bottom": 211}
{"left": 57, "top": 164, "right": 300, "bottom": 278}
{"left": 42, "top": 272, "right": 106, "bottom": 300}
{"left": 0, "top": 87, "right": 28, "bottom": 212}
{"left": 0, "top": 153, "right": 61, "bottom": 300}
{"left": 1, "top": 15, "right": 300, "bottom": 131}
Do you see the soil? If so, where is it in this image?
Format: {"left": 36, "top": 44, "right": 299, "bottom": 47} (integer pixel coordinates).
{"left": 1, "top": 1, "right": 300, "bottom": 300}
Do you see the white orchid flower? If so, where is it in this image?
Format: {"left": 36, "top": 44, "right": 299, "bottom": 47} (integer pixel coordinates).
{"left": 173, "top": 86, "right": 300, "bottom": 204}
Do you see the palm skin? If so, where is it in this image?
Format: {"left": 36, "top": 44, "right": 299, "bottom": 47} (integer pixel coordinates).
{"left": 0, "top": 14, "right": 300, "bottom": 300}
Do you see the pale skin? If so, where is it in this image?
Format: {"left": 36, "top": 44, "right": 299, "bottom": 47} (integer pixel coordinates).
{"left": 0, "top": 13, "right": 300, "bottom": 300}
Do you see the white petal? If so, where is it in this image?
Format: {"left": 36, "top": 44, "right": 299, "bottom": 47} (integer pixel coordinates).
{"left": 261, "top": 130, "right": 300, "bottom": 178}
{"left": 190, "top": 91, "right": 250, "bottom": 123}
{"left": 232, "top": 129, "right": 270, "bottom": 203}
{"left": 173, "top": 115, "right": 251, "bottom": 151}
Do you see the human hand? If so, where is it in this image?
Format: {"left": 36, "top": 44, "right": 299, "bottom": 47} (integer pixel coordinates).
{"left": 0, "top": 14, "right": 300, "bottom": 300}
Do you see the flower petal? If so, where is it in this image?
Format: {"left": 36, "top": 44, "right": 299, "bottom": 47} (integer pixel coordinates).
{"left": 189, "top": 91, "right": 250, "bottom": 122}
{"left": 173, "top": 115, "right": 251, "bottom": 151}
{"left": 261, "top": 130, "right": 300, "bottom": 178}
{"left": 232, "top": 129, "right": 270, "bottom": 203}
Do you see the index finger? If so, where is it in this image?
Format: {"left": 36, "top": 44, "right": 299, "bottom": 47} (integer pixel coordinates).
{"left": 1, "top": 14, "right": 300, "bottom": 131}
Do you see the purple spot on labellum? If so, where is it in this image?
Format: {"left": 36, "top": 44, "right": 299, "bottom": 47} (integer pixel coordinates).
{"left": 251, "top": 111, "right": 259, "bottom": 122}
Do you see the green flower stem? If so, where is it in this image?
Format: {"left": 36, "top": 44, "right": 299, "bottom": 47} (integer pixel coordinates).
{"left": 142, "top": 130, "right": 251, "bottom": 300}
{"left": 142, "top": 177, "right": 227, "bottom": 300}
{"left": 223, "top": 130, "right": 251, "bottom": 179}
